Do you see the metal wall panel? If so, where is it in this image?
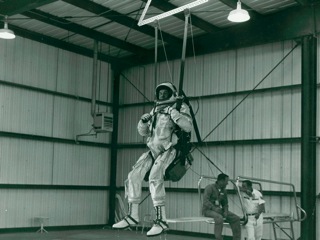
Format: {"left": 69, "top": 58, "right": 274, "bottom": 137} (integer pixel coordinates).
{"left": 52, "top": 97, "right": 111, "bottom": 142}
{"left": 0, "top": 36, "right": 112, "bottom": 228}
{"left": 186, "top": 50, "right": 237, "bottom": 96}
{"left": 0, "top": 189, "right": 108, "bottom": 228}
{"left": 0, "top": 90, "right": 111, "bottom": 143}
{"left": 0, "top": 138, "right": 53, "bottom": 184}
{"left": 0, "top": 37, "right": 113, "bottom": 103}
{"left": 52, "top": 143, "right": 110, "bottom": 186}
{"left": 118, "top": 106, "right": 146, "bottom": 144}
{"left": 0, "top": 86, "right": 54, "bottom": 136}
{"left": 0, "top": 36, "right": 58, "bottom": 90}
{"left": 233, "top": 90, "right": 301, "bottom": 140}
{"left": 236, "top": 41, "right": 301, "bottom": 91}
{"left": 119, "top": 67, "right": 149, "bottom": 105}
{"left": 0, "top": 139, "right": 110, "bottom": 186}
{"left": 56, "top": 49, "right": 92, "bottom": 98}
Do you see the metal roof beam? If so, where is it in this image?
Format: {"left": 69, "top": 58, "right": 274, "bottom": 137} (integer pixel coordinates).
{"left": 0, "top": 0, "right": 56, "bottom": 16}
{"left": 218, "top": 0, "right": 237, "bottom": 8}
{"left": 22, "top": 9, "right": 149, "bottom": 56}
{"left": 294, "top": 0, "right": 312, "bottom": 5}
{"left": 62, "top": 0, "right": 182, "bottom": 46}
{"left": 141, "top": 0, "right": 221, "bottom": 33}
{"left": 9, "top": 24, "right": 132, "bottom": 67}
{"left": 120, "top": 5, "right": 318, "bottom": 68}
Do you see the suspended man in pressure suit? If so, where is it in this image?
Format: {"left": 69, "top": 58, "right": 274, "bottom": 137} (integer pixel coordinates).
{"left": 113, "top": 82, "right": 193, "bottom": 236}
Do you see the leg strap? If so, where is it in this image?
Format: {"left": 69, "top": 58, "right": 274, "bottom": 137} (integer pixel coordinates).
{"left": 124, "top": 215, "right": 139, "bottom": 225}
{"left": 153, "top": 219, "right": 169, "bottom": 230}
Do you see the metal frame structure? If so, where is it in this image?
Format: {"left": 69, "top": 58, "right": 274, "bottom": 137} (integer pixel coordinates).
{"left": 237, "top": 176, "right": 307, "bottom": 240}
{"left": 138, "top": 0, "right": 208, "bottom": 27}
{"left": 167, "top": 175, "right": 248, "bottom": 226}
{"left": 167, "top": 175, "right": 307, "bottom": 240}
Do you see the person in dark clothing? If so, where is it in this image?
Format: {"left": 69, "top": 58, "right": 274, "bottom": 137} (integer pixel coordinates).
{"left": 202, "top": 173, "right": 241, "bottom": 240}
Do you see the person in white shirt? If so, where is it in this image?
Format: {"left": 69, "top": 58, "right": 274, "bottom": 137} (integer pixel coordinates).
{"left": 241, "top": 180, "right": 265, "bottom": 240}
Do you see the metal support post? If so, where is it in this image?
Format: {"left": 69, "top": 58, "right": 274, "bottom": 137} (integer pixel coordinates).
{"left": 300, "top": 35, "right": 317, "bottom": 240}
{"left": 108, "top": 66, "right": 120, "bottom": 225}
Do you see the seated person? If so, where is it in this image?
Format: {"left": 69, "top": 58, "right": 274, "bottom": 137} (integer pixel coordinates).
{"left": 202, "top": 173, "right": 241, "bottom": 240}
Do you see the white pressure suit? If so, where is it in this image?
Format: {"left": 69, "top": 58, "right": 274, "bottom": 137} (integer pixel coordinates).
{"left": 113, "top": 82, "right": 193, "bottom": 236}
{"left": 126, "top": 83, "right": 193, "bottom": 206}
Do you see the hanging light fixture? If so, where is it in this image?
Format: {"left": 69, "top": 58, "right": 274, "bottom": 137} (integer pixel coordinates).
{"left": 0, "top": 16, "right": 16, "bottom": 39}
{"left": 227, "top": 0, "right": 250, "bottom": 23}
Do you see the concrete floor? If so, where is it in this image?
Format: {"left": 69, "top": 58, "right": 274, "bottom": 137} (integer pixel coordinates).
{"left": 0, "top": 228, "right": 212, "bottom": 240}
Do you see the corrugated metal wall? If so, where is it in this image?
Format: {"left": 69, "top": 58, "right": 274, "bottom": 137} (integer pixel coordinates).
{"left": 0, "top": 37, "right": 112, "bottom": 228}
{"left": 117, "top": 40, "right": 310, "bottom": 239}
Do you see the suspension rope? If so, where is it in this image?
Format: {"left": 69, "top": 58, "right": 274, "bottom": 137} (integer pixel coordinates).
{"left": 196, "top": 145, "right": 224, "bottom": 173}
{"left": 120, "top": 73, "right": 151, "bottom": 102}
{"left": 189, "top": 15, "right": 198, "bottom": 70}
{"left": 201, "top": 42, "right": 300, "bottom": 142}
{"left": 154, "top": 20, "right": 159, "bottom": 85}
{"left": 158, "top": 21, "right": 174, "bottom": 83}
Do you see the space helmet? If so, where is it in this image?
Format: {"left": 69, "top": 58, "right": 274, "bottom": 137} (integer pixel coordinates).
{"left": 155, "top": 82, "right": 177, "bottom": 103}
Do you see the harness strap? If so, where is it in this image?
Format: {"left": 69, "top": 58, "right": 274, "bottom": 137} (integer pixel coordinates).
{"left": 123, "top": 215, "right": 139, "bottom": 225}
{"left": 153, "top": 219, "right": 169, "bottom": 229}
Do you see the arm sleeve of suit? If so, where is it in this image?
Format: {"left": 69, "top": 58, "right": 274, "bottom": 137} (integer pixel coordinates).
{"left": 137, "top": 110, "right": 153, "bottom": 137}
{"left": 170, "top": 103, "right": 193, "bottom": 132}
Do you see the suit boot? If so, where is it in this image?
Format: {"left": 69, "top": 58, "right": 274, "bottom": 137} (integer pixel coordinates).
{"left": 112, "top": 203, "right": 139, "bottom": 229}
{"left": 146, "top": 205, "right": 169, "bottom": 237}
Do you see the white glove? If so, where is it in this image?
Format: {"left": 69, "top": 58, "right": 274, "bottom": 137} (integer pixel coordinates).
{"left": 141, "top": 113, "right": 152, "bottom": 123}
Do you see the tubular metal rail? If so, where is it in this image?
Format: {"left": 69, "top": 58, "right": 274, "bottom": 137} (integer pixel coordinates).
{"left": 237, "top": 176, "right": 307, "bottom": 240}
{"left": 167, "top": 175, "right": 306, "bottom": 240}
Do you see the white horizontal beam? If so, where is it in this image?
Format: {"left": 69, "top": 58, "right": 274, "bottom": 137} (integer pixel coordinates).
{"left": 138, "top": 0, "right": 208, "bottom": 26}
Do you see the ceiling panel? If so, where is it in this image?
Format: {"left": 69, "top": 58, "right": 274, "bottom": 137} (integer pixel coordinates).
{"left": 0, "top": 0, "right": 316, "bottom": 68}
{"left": 242, "top": 0, "right": 299, "bottom": 14}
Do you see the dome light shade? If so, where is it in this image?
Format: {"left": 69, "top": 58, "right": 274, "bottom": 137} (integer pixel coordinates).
{"left": 0, "top": 17, "right": 15, "bottom": 39}
{"left": 227, "top": 1, "right": 250, "bottom": 23}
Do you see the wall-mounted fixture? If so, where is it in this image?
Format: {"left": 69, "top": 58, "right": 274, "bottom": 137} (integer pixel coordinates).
{"left": 0, "top": 16, "right": 15, "bottom": 39}
{"left": 227, "top": 0, "right": 250, "bottom": 23}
